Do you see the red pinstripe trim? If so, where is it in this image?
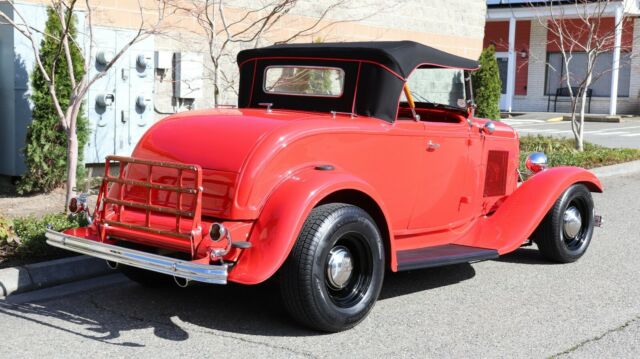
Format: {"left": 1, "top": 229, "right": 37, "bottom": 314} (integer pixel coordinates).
{"left": 247, "top": 59, "right": 257, "bottom": 106}
{"left": 238, "top": 56, "right": 405, "bottom": 80}
{"left": 351, "top": 61, "right": 362, "bottom": 114}
{"left": 239, "top": 57, "right": 479, "bottom": 81}
{"left": 406, "top": 62, "right": 479, "bottom": 78}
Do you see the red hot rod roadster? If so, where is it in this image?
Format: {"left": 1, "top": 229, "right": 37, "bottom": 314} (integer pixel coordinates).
{"left": 46, "top": 41, "right": 602, "bottom": 332}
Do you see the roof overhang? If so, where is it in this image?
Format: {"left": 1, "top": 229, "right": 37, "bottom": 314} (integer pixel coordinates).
{"left": 486, "top": 0, "right": 637, "bottom": 21}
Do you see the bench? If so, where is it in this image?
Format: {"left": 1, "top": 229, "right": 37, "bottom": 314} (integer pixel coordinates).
{"left": 547, "top": 87, "right": 592, "bottom": 113}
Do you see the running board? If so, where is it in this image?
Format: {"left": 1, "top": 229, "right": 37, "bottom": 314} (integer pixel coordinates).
{"left": 397, "top": 244, "right": 499, "bottom": 271}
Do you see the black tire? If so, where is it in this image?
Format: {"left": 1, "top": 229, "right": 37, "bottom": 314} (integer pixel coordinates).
{"left": 120, "top": 265, "right": 175, "bottom": 288}
{"left": 533, "top": 183, "right": 595, "bottom": 263}
{"left": 280, "top": 203, "right": 385, "bottom": 332}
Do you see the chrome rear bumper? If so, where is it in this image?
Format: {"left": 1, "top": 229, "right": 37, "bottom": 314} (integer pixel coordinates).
{"left": 45, "top": 229, "right": 228, "bottom": 284}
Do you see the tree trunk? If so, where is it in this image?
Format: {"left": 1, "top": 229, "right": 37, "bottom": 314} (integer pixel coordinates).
{"left": 577, "top": 72, "right": 593, "bottom": 152}
{"left": 577, "top": 90, "right": 588, "bottom": 152}
{"left": 570, "top": 98, "right": 580, "bottom": 149}
{"left": 213, "top": 63, "right": 219, "bottom": 106}
{"left": 65, "top": 127, "right": 78, "bottom": 212}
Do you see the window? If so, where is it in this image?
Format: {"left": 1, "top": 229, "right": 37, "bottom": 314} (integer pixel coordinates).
{"left": 545, "top": 52, "right": 630, "bottom": 97}
{"left": 263, "top": 66, "right": 345, "bottom": 97}
{"left": 401, "top": 68, "right": 466, "bottom": 108}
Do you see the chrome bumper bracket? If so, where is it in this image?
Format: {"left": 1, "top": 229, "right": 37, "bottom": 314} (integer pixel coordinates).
{"left": 45, "top": 229, "right": 228, "bottom": 284}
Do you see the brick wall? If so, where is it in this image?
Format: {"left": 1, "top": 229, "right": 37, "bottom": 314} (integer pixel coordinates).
{"left": 512, "top": 18, "right": 640, "bottom": 115}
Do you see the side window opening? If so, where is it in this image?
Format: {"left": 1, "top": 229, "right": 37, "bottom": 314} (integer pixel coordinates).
{"left": 398, "top": 68, "right": 467, "bottom": 123}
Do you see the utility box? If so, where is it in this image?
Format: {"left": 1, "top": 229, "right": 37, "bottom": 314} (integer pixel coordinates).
{"left": 154, "top": 50, "right": 172, "bottom": 70}
{"left": 174, "top": 52, "right": 203, "bottom": 99}
{"left": 84, "top": 27, "right": 155, "bottom": 164}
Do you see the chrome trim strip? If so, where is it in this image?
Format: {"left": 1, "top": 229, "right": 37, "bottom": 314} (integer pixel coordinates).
{"left": 45, "top": 229, "right": 228, "bottom": 284}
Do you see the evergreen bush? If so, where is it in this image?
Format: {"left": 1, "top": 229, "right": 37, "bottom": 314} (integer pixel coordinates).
{"left": 16, "top": 7, "right": 89, "bottom": 194}
{"left": 471, "top": 45, "right": 502, "bottom": 120}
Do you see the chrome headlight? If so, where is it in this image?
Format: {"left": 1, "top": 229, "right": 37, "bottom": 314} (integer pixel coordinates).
{"left": 526, "top": 152, "right": 548, "bottom": 173}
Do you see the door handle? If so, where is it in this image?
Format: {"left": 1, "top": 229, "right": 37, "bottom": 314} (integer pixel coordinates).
{"left": 427, "top": 140, "right": 440, "bottom": 151}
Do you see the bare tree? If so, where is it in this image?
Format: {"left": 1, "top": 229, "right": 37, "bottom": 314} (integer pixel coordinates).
{"left": 533, "top": 0, "right": 630, "bottom": 151}
{"left": 0, "top": 0, "right": 168, "bottom": 208}
{"left": 175, "top": 0, "right": 375, "bottom": 106}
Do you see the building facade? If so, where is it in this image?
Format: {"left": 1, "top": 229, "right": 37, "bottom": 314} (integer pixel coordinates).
{"left": 0, "top": 0, "right": 487, "bottom": 176}
{"left": 486, "top": 0, "right": 640, "bottom": 115}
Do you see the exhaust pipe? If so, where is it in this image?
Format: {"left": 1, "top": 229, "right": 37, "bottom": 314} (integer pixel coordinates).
{"left": 174, "top": 276, "right": 190, "bottom": 288}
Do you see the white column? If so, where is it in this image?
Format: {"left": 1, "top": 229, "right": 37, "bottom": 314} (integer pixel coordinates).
{"left": 506, "top": 16, "right": 517, "bottom": 113}
{"left": 609, "top": 5, "right": 623, "bottom": 115}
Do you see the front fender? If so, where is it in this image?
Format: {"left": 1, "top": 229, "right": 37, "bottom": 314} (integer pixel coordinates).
{"left": 457, "top": 166, "right": 602, "bottom": 254}
{"left": 228, "top": 168, "right": 394, "bottom": 284}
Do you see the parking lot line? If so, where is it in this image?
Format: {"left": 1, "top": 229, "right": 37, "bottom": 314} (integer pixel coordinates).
{"left": 592, "top": 131, "right": 628, "bottom": 135}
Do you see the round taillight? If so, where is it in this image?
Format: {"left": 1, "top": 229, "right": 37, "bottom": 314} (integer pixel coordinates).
{"left": 209, "top": 223, "right": 227, "bottom": 242}
{"left": 68, "top": 197, "right": 79, "bottom": 213}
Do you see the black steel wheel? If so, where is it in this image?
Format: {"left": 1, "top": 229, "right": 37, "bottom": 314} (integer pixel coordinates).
{"left": 533, "top": 183, "right": 595, "bottom": 263}
{"left": 280, "top": 203, "right": 385, "bottom": 332}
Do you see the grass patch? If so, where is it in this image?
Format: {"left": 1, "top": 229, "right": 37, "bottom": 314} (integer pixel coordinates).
{"left": 1, "top": 213, "right": 85, "bottom": 268}
{"left": 519, "top": 135, "right": 640, "bottom": 170}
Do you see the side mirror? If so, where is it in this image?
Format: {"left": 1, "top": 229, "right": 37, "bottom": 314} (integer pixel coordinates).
{"left": 482, "top": 121, "right": 496, "bottom": 135}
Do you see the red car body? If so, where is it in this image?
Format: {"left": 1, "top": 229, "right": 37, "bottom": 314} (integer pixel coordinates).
{"left": 47, "top": 41, "right": 602, "bottom": 331}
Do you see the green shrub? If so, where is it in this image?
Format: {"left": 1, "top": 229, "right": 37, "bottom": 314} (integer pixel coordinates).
{"left": 519, "top": 135, "right": 640, "bottom": 170}
{"left": 472, "top": 45, "right": 502, "bottom": 120}
{"left": 12, "top": 213, "right": 83, "bottom": 257}
{"left": 0, "top": 215, "right": 12, "bottom": 244}
{"left": 16, "top": 6, "right": 89, "bottom": 194}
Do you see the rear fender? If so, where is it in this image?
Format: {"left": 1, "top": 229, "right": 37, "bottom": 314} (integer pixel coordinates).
{"left": 457, "top": 166, "right": 602, "bottom": 254}
{"left": 228, "top": 168, "right": 394, "bottom": 284}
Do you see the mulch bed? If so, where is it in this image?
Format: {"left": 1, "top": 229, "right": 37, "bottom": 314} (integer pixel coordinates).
{"left": 0, "top": 243, "right": 76, "bottom": 269}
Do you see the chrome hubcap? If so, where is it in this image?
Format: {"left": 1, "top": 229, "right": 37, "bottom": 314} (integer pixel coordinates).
{"left": 326, "top": 245, "right": 353, "bottom": 290}
{"left": 563, "top": 206, "right": 582, "bottom": 239}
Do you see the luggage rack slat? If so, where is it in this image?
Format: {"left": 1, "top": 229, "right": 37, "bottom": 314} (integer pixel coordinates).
{"left": 103, "top": 198, "right": 195, "bottom": 218}
{"left": 106, "top": 155, "right": 199, "bottom": 171}
{"left": 103, "top": 220, "right": 192, "bottom": 239}
{"left": 104, "top": 176, "right": 198, "bottom": 194}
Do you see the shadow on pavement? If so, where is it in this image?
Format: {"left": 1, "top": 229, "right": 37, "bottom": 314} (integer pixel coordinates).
{"left": 495, "top": 247, "right": 558, "bottom": 265}
{"left": 0, "top": 262, "right": 476, "bottom": 345}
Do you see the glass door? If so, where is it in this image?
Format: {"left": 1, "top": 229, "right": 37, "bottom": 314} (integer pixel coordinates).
{"left": 495, "top": 52, "right": 509, "bottom": 111}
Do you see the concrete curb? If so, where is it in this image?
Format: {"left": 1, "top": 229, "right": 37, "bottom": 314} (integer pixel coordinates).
{"left": 561, "top": 115, "right": 621, "bottom": 123}
{"left": 589, "top": 159, "right": 640, "bottom": 179}
{"left": 0, "top": 256, "right": 112, "bottom": 298}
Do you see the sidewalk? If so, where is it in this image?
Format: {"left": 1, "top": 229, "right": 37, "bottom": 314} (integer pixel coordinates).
{"left": 502, "top": 111, "right": 638, "bottom": 123}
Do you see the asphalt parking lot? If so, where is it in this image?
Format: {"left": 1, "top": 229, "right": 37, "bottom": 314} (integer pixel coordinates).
{"left": 0, "top": 173, "right": 639, "bottom": 358}
{"left": 503, "top": 117, "right": 640, "bottom": 149}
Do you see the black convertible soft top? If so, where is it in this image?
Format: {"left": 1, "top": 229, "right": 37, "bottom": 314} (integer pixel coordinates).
{"left": 236, "top": 41, "right": 478, "bottom": 122}
{"left": 237, "top": 41, "right": 478, "bottom": 79}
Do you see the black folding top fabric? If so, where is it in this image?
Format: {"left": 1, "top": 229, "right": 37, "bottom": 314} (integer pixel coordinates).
{"left": 237, "top": 41, "right": 478, "bottom": 79}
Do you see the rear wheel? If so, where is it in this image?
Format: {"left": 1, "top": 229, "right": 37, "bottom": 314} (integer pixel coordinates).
{"left": 280, "top": 203, "right": 385, "bottom": 332}
{"left": 533, "top": 184, "right": 595, "bottom": 263}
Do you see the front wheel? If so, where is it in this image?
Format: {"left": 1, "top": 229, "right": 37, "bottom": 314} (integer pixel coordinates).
{"left": 280, "top": 203, "right": 385, "bottom": 332}
{"left": 533, "top": 183, "right": 595, "bottom": 263}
